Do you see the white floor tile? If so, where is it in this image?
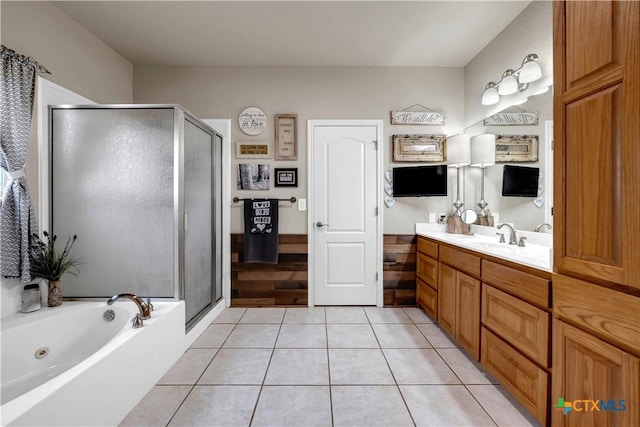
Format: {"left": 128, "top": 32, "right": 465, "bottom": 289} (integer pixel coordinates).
{"left": 467, "top": 385, "right": 540, "bottom": 426}
{"left": 168, "top": 385, "right": 260, "bottom": 427}
{"left": 213, "top": 307, "right": 247, "bottom": 324}
{"left": 223, "top": 324, "right": 280, "bottom": 348}
{"left": 416, "top": 323, "right": 459, "bottom": 348}
{"left": 158, "top": 348, "right": 217, "bottom": 385}
{"left": 372, "top": 323, "right": 432, "bottom": 348}
{"left": 190, "top": 323, "right": 235, "bottom": 348}
{"left": 275, "top": 323, "right": 327, "bottom": 348}
{"left": 119, "top": 385, "right": 190, "bottom": 427}
{"left": 239, "top": 307, "right": 285, "bottom": 323}
{"left": 283, "top": 307, "right": 326, "bottom": 323}
{"left": 329, "top": 348, "right": 395, "bottom": 385}
{"left": 325, "top": 306, "right": 369, "bottom": 323}
{"left": 264, "top": 349, "right": 329, "bottom": 385}
{"left": 365, "top": 307, "right": 412, "bottom": 323}
{"left": 403, "top": 307, "right": 436, "bottom": 324}
{"left": 401, "top": 385, "right": 496, "bottom": 426}
{"left": 383, "top": 349, "right": 460, "bottom": 384}
{"left": 332, "top": 386, "right": 414, "bottom": 426}
{"left": 198, "top": 348, "right": 272, "bottom": 385}
{"left": 327, "top": 323, "right": 380, "bottom": 348}
{"left": 252, "top": 386, "right": 332, "bottom": 427}
{"left": 437, "top": 348, "right": 497, "bottom": 384}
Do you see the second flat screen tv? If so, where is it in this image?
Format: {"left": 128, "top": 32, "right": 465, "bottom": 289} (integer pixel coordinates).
{"left": 393, "top": 165, "right": 447, "bottom": 197}
{"left": 501, "top": 165, "right": 539, "bottom": 197}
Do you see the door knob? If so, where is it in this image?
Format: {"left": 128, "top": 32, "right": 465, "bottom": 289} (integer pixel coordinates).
{"left": 316, "top": 222, "right": 329, "bottom": 228}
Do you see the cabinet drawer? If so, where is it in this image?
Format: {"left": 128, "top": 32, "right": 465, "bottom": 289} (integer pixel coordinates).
{"left": 417, "top": 252, "right": 438, "bottom": 290}
{"left": 417, "top": 237, "right": 438, "bottom": 258}
{"left": 482, "top": 260, "right": 550, "bottom": 308}
{"left": 417, "top": 278, "right": 437, "bottom": 320}
{"left": 482, "top": 285, "right": 550, "bottom": 367}
{"left": 481, "top": 327, "right": 548, "bottom": 425}
{"left": 440, "top": 245, "right": 480, "bottom": 277}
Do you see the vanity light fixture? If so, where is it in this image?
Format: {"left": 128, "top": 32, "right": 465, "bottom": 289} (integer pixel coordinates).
{"left": 470, "top": 134, "right": 496, "bottom": 225}
{"left": 481, "top": 53, "right": 542, "bottom": 106}
{"left": 447, "top": 134, "right": 471, "bottom": 217}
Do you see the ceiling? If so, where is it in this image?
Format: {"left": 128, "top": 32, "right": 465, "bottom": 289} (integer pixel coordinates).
{"left": 53, "top": 1, "right": 531, "bottom": 67}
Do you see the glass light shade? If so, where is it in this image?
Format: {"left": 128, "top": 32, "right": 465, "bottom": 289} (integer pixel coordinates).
{"left": 447, "top": 134, "right": 471, "bottom": 167}
{"left": 519, "top": 60, "right": 542, "bottom": 83}
{"left": 498, "top": 73, "right": 518, "bottom": 95}
{"left": 482, "top": 86, "right": 499, "bottom": 105}
{"left": 470, "top": 134, "right": 496, "bottom": 167}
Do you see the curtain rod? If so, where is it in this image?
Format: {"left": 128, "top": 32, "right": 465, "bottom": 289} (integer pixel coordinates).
{"left": 1, "top": 45, "right": 51, "bottom": 75}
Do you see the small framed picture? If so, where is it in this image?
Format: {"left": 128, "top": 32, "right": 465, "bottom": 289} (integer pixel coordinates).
{"left": 274, "top": 168, "right": 298, "bottom": 187}
{"left": 236, "top": 140, "right": 271, "bottom": 159}
{"left": 274, "top": 114, "right": 297, "bottom": 160}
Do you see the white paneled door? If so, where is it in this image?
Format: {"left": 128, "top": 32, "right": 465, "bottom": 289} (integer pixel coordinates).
{"left": 309, "top": 120, "right": 382, "bottom": 306}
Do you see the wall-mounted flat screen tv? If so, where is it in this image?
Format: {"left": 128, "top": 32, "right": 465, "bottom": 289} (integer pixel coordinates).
{"left": 392, "top": 165, "right": 447, "bottom": 197}
{"left": 501, "top": 165, "right": 539, "bottom": 197}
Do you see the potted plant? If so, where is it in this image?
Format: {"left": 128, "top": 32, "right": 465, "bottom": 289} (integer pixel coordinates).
{"left": 30, "top": 231, "right": 80, "bottom": 307}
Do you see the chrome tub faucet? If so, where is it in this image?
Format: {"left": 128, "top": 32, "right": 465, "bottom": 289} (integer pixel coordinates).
{"left": 107, "top": 293, "right": 152, "bottom": 320}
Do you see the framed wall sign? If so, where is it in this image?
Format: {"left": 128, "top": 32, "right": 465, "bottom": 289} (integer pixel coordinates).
{"left": 392, "top": 134, "right": 446, "bottom": 162}
{"left": 239, "top": 107, "right": 267, "bottom": 136}
{"left": 495, "top": 135, "right": 539, "bottom": 162}
{"left": 236, "top": 140, "right": 271, "bottom": 159}
{"left": 484, "top": 112, "right": 539, "bottom": 126}
{"left": 390, "top": 110, "right": 445, "bottom": 125}
{"left": 274, "top": 168, "right": 298, "bottom": 187}
{"left": 274, "top": 114, "right": 297, "bottom": 160}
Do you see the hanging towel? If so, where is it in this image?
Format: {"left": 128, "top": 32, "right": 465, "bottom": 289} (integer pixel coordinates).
{"left": 244, "top": 199, "right": 279, "bottom": 264}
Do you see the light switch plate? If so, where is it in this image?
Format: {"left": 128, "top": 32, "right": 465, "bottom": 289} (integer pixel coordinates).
{"left": 298, "top": 198, "right": 307, "bottom": 211}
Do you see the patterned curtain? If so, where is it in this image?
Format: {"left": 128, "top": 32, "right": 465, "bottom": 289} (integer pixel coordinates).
{"left": 0, "top": 45, "right": 38, "bottom": 283}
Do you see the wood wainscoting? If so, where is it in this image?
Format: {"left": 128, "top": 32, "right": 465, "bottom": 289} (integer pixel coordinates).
{"left": 231, "top": 234, "right": 417, "bottom": 307}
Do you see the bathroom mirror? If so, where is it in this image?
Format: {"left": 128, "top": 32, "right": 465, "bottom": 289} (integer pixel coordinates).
{"left": 460, "top": 209, "right": 478, "bottom": 225}
{"left": 464, "top": 88, "right": 553, "bottom": 232}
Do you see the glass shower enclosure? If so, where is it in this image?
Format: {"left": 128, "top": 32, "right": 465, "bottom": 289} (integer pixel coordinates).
{"left": 49, "top": 105, "right": 223, "bottom": 327}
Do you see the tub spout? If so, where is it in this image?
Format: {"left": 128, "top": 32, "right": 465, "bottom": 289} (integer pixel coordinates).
{"left": 107, "top": 293, "right": 151, "bottom": 320}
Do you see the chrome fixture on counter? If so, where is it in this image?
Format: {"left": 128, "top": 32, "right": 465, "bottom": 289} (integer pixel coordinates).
{"left": 107, "top": 293, "right": 152, "bottom": 320}
{"left": 497, "top": 223, "right": 518, "bottom": 245}
{"left": 534, "top": 223, "right": 552, "bottom": 233}
{"left": 482, "top": 53, "right": 543, "bottom": 106}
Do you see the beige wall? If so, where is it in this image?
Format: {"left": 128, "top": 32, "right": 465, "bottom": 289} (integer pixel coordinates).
{"left": 1, "top": 1, "right": 133, "bottom": 317}
{"left": 134, "top": 65, "right": 465, "bottom": 234}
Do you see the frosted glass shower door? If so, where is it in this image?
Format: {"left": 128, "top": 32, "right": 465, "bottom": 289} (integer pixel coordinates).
{"left": 184, "top": 118, "right": 214, "bottom": 323}
{"left": 51, "top": 107, "right": 176, "bottom": 298}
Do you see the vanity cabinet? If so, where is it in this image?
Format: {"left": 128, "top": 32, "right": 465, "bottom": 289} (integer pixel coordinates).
{"left": 437, "top": 247, "right": 481, "bottom": 361}
{"left": 416, "top": 237, "right": 439, "bottom": 319}
{"left": 553, "top": 2, "right": 640, "bottom": 424}
{"left": 416, "top": 236, "right": 552, "bottom": 424}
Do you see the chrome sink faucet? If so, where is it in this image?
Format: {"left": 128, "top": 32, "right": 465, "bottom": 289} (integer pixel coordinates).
{"left": 534, "top": 222, "right": 552, "bottom": 232}
{"left": 107, "top": 293, "right": 152, "bottom": 320}
{"left": 497, "top": 223, "right": 518, "bottom": 245}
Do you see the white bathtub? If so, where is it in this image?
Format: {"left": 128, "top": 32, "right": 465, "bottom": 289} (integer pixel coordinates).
{"left": 1, "top": 300, "right": 186, "bottom": 426}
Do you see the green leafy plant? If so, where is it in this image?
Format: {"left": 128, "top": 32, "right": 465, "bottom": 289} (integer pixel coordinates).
{"left": 30, "top": 231, "right": 81, "bottom": 281}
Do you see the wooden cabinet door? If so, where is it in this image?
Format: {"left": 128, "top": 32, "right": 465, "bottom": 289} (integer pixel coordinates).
{"left": 553, "top": 0, "right": 640, "bottom": 288}
{"left": 552, "top": 319, "right": 639, "bottom": 427}
{"left": 438, "top": 263, "right": 456, "bottom": 336}
{"left": 456, "top": 272, "right": 480, "bottom": 360}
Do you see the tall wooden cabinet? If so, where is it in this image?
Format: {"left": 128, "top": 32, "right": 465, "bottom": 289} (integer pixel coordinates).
{"left": 553, "top": 1, "right": 640, "bottom": 425}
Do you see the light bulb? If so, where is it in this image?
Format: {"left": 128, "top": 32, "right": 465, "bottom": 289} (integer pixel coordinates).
{"left": 482, "top": 84, "right": 499, "bottom": 105}
{"left": 498, "top": 70, "right": 518, "bottom": 95}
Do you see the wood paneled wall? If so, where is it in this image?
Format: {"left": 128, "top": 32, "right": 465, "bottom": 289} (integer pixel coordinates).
{"left": 231, "top": 234, "right": 417, "bottom": 307}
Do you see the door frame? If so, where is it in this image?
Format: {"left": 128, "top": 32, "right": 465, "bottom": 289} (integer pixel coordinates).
{"left": 307, "top": 119, "right": 384, "bottom": 307}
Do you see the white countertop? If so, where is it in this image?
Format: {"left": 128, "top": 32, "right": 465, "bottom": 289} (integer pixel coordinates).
{"left": 415, "top": 223, "right": 553, "bottom": 273}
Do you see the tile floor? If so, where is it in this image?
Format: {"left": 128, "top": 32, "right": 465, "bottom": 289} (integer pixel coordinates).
{"left": 120, "top": 307, "right": 540, "bottom": 427}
